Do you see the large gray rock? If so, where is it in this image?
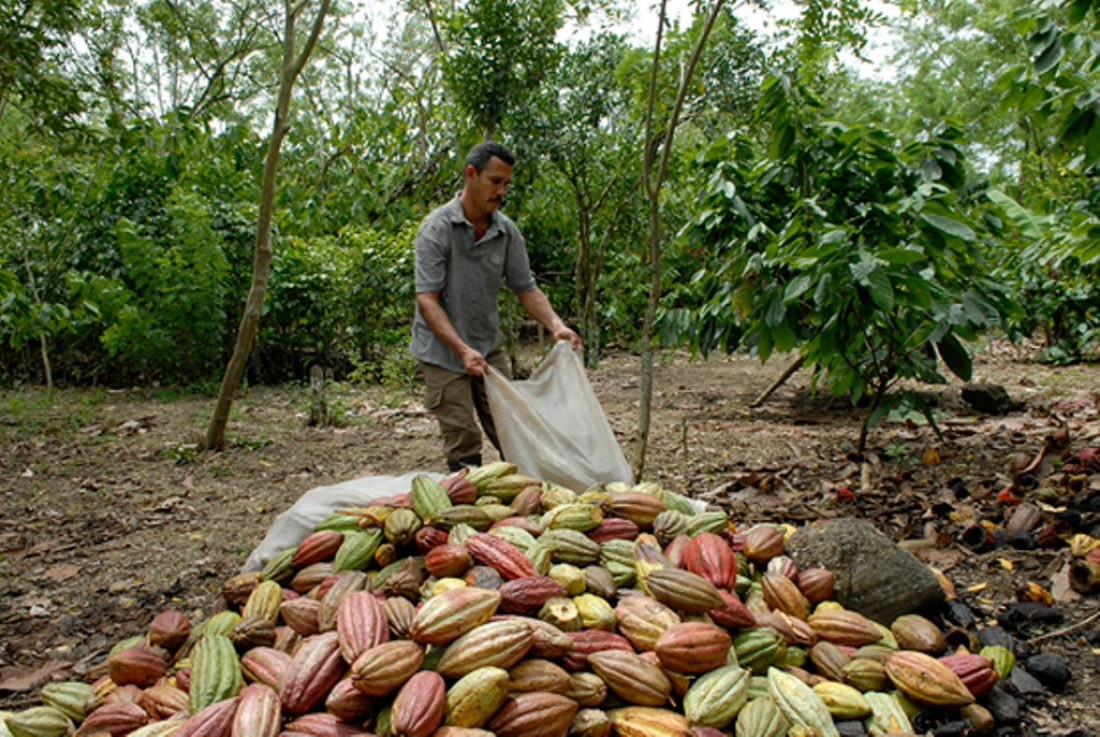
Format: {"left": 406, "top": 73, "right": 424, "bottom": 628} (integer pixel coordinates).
{"left": 785, "top": 518, "right": 945, "bottom": 625}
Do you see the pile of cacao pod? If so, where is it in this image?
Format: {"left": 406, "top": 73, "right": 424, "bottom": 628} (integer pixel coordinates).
{"left": 3, "top": 464, "right": 1015, "bottom": 737}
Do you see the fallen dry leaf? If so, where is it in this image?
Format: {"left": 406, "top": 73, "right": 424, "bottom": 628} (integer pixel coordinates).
{"left": 0, "top": 661, "right": 71, "bottom": 692}
{"left": 42, "top": 563, "right": 80, "bottom": 582}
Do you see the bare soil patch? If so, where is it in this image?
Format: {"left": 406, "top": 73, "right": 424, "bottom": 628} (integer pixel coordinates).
{"left": 1, "top": 344, "right": 1098, "bottom": 732}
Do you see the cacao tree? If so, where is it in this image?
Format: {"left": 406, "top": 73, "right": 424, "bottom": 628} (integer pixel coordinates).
{"left": 668, "top": 74, "right": 1013, "bottom": 452}
{"left": 205, "top": 0, "right": 333, "bottom": 451}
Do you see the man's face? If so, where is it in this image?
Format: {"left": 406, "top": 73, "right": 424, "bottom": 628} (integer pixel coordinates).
{"left": 465, "top": 156, "right": 513, "bottom": 213}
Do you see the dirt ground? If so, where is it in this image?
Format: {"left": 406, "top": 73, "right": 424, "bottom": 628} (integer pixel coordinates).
{"left": 1, "top": 343, "right": 1098, "bottom": 733}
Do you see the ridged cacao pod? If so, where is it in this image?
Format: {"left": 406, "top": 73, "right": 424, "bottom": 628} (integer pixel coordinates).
{"left": 324, "top": 677, "right": 376, "bottom": 722}
{"left": 683, "top": 664, "right": 751, "bottom": 729}
{"left": 434, "top": 619, "right": 534, "bottom": 679}
{"left": 277, "top": 631, "right": 345, "bottom": 715}
{"left": 499, "top": 576, "right": 569, "bottom": 616}
{"left": 561, "top": 629, "right": 634, "bottom": 671}
{"left": 654, "top": 621, "right": 732, "bottom": 674}
{"left": 239, "top": 646, "right": 290, "bottom": 690}
{"left": 425, "top": 544, "right": 474, "bottom": 579}
{"left": 766, "top": 667, "right": 839, "bottom": 737}
{"left": 350, "top": 639, "right": 425, "bottom": 696}
{"left": 608, "top": 492, "right": 668, "bottom": 529}
{"left": 587, "top": 650, "right": 671, "bottom": 706}
{"left": 173, "top": 696, "right": 239, "bottom": 737}
{"left": 708, "top": 590, "right": 756, "bottom": 630}
{"left": 606, "top": 706, "right": 690, "bottom": 737}
{"left": 231, "top": 683, "right": 280, "bottom": 737}
{"left": 507, "top": 658, "right": 571, "bottom": 694}
{"left": 73, "top": 701, "right": 149, "bottom": 736}
{"left": 317, "top": 570, "right": 369, "bottom": 632}
{"left": 615, "top": 595, "right": 681, "bottom": 652}
{"left": 741, "top": 525, "right": 785, "bottom": 564}
{"left": 488, "top": 692, "right": 579, "bottom": 737}
{"left": 391, "top": 670, "right": 446, "bottom": 737}
{"left": 890, "top": 613, "right": 947, "bottom": 654}
{"left": 410, "top": 586, "right": 502, "bottom": 645}
{"left": 643, "top": 568, "right": 724, "bottom": 614}
{"left": 147, "top": 610, "right": 191, "bottom": 653}
{"left": 683, "top": 532, "right": 738, "bottom": 590}
{"left": 565, "top": 672, "right": 608, "bottom": 707}
{"left": 938, "top": 652, "right": 999, "bottom": 697}
{"left": 807, "top": 608, "right": 882, "bottom": 647}
{"left": 444, "top": 666, "right": 512, "bottom": 728}
{"left": 884, "top": 650, "right": 975, "bottom": 706}
{"left": 107, "top": 644, "right": 169, "bottom": 688}
{"left": 188, "top": 633, "right": 243, "bottom": 715}
{"left": 336, "top": 589, "right": 389, "bottom": 663}
{"left": 465, "top": 532, "right": 537, "bottom": 580}
{"left": 290, "top": 529, "right": 345, "bottom": 569}
{"left": 760, "top": 573, "right": 810, "bottom": 621}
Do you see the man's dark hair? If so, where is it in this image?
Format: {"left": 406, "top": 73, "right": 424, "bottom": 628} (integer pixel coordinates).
{"left": 466, "top": 141, "right": 515, "bottom": 171}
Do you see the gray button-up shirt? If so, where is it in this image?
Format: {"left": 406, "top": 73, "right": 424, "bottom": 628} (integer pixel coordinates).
{"left": 411, "top": 196, "right": 537, "bottom": 373}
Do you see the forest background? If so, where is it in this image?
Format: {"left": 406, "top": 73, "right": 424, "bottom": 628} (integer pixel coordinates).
{"left": 2, "top": 0, "right": 1099, "bottom": 471}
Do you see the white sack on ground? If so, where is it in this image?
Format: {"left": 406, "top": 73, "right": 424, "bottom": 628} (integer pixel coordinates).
{"left": 242, "top": 471, "right": 440, "bottom": 572}
{"left": 485, "top": 340, "right": 632, "bottom": 493}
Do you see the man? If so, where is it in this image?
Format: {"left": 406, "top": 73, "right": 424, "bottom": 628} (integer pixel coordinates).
{"left": 411, "top": 141, "right": 580, "bottom": 472}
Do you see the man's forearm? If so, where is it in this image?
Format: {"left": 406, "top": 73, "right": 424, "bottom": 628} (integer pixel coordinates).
{"left": 516, "top": 288, "right": 568, "bottom": 333}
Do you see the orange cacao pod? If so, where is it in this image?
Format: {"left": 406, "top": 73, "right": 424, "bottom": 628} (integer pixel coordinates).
{"left": 654, "top": 621, "right": 732, "bottom": 674}
{"left": 425, "top": 543, "right": 474, "bottom": 578}
{"left": 761, "top": 572, "right": 810, "bottom": 621}
{"left": 885, "top": 650, "right": 975, "bottom": 707}
{"left": 350, "top": 639, "right": 425, "bottom": 696}
{"left": 807, "top": 608, "right": 882, "bottom": 647}
{"left": 587, "top": 650, "right": 671, "bottom": 707}
{"left": 741, "top": 525, "right": 785, "bottom": 563}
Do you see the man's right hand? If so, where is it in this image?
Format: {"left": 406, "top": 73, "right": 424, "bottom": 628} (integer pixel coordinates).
{"left": 459, "top": 346, "right": 489, "bottom": 376}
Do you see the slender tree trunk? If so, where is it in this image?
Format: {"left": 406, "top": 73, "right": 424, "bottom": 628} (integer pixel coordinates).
{"left": 204, "top": 0, "right": 333, "bottom": 451}
{"left": 750, "top": 354, "right": 805, "bottom": 408}
{"left": 631, "top": 0, "right": 725, "bottom": 480}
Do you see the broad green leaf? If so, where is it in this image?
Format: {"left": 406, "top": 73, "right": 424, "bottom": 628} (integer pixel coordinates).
{"left": 936, "top": 332, "right": 973, "bottom": 381}
{"left": 879, "top": 247, "right": 926, "bottom": 265}
{"left": 986, "top": 190, "right": 1051, "bottom": 240}
{"left": 867, "top": 269, "right": 894, "bottom": 311}
{"left": 1034, "top": 33, "right": 1064, "bottom": 75}
{"left": 920, "top": 213, "right": 976, "bottom": 242}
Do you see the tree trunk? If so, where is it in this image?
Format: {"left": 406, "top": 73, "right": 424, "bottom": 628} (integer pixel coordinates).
{"left": 631, "top": 0, "right": 725, "bottom": 480}
{"left": 750, "top": 354, "right": 805, "bottom": 408}
{"left": 204, "top": 0, "right": 333, "bottom": 451}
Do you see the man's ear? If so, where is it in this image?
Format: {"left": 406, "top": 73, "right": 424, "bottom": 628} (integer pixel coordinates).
{"left": 464, "top": 164, "right": 477, "bottom": 180}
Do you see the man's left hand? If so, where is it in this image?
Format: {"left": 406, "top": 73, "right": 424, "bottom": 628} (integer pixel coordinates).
{"left": 554, "top": 326, "right": 582, "bottom": 350}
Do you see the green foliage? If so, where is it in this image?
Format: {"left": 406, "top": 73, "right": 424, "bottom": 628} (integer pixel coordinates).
{"left": 667, "top": 73, "right": 1012, "bottom": 450}
{"left": 441, "top": 0, "right": 566, "bottom": 138}
{"left": 261, "top": 222, "right": 416, "bottom": 382}
{"left": 985, "top": 0, "right": 1100, "bottom": 361}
